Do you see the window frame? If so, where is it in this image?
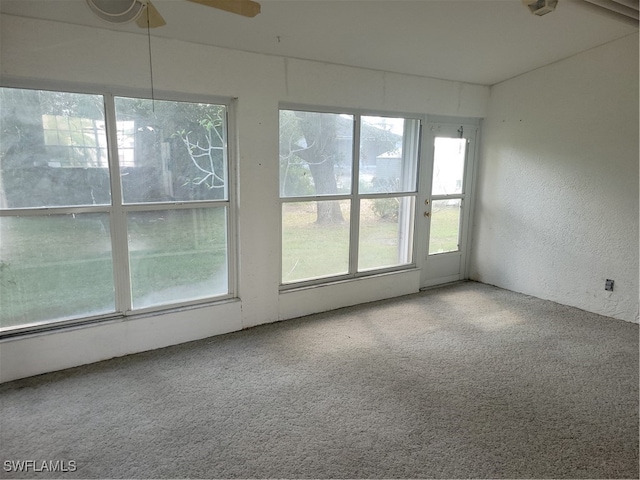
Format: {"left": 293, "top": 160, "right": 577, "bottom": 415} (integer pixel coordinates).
{"left": 279, "top": 104, "right": 422, "bottom": 290}
{"left": 427, "top": 135, "right": 470, "bottom": 256}
{"left": 0, "top": 82, "right": 237, "bottom": 337}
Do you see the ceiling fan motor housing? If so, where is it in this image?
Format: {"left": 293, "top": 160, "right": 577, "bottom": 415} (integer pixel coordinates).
{"left": 86, "top": 0, "right": 148, "bottom": 24}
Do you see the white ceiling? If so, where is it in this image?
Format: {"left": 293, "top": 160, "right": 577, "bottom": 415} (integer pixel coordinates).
{"left": 0, "top": 0, "right": 637, "bottom": 85}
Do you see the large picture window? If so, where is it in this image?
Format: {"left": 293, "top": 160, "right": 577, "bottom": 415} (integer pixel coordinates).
{"left": 279, "top": 109, "right": 420, "bottom": 285}
{"left": 0, "top": 87, "right": 233, "bottom": 332}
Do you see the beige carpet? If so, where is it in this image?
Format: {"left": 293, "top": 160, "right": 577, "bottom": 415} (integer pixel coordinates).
{"left": 0, "top": 281, "right": 638, "bottom": 479}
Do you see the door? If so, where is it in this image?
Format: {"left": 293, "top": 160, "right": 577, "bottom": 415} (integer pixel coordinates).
{"left": 420, "top": 123, "right": 477, "bottom": 288}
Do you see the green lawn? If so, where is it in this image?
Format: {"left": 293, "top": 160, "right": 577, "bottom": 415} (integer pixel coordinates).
{"left": 0, "top": 209, "right": 227, "bottom": 329}
{"left": 428, "top": 201, "right": 462, "bottom": 254}
{"left": 281, "top": 201, "right": 404, "bottom": 283}
{"left": 1, "top": 215, "right": 115, "bottom": 328}
{"left": 1, "top": 203, "right": 461, "bottom": 329}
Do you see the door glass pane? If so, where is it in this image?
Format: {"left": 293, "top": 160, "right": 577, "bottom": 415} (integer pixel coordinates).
{"left": 128, "top": 207, "right": 228, "bottom": 309}
{"left": 358, "top": 197, "right": 414, "bottom": 271}
{"left": 432, "top": 137, "right": 466, "bottom": 195}
{"left": 359, "top": 117, "right": 419, "bottom": 194}
{"left": 279, "top": 110, "right": 353, "bottom": 197}
{"left": 282, "top": 200, "right": 350, "bottom": 283}
{"left": 115, "top": 97, "right": 228, "bottom": 203}
{"left": 0, "top": 88, "right": 110, "bottom": 209}
{"left": 0, "top": 214, "right": 115, "bottom": 330}
{"left": 428, "top": 199, "right": 462, "bottom": 255}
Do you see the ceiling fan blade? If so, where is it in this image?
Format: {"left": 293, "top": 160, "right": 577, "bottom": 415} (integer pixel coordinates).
{"left": 135, "top": 1, "right": 167, "bottom": 28}
{"left": 187, "top": 0, "right": 261, "bottom": 17}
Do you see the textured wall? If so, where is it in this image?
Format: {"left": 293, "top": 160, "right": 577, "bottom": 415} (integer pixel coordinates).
{"left": 471, "top": 33, "right": 639, "bottom": 323}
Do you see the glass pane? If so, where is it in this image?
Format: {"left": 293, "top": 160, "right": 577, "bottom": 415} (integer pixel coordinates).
{"left": 358, "top": 197, "right": 415, "bottom": 271}
{"left": 115, "top": 97, "right": 228, "bottom": 203}
{"left": 128, "top": 207, "right": 228, "bottom": 309}
{"left": 428, "top": 199, "right": 462, "bottom": 255}
{"left": 282, "top": 201, "right": 350, "bottom": 283}
{"left": 0, "top": 214, "right": 115, "bottom": 330}
{"left": 359, "top": 117, "right": 419, "bottom": 194}
{"left": 279, "top": 110, "right": 353, "bottom": 197}
{"left": 0, "top": 87, "right": 110, "bottom": 208}
{"left": 432, "top": 137, "right": 466, "bottom": 195}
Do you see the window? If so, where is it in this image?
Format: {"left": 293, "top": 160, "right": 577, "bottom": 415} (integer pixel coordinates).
{"left": 428, "top": 137, "right": 467, "bottom": 255}
{"left": 279, "top": 109, "right": 420, "bottom": 285}
{"left": 0, "top": 87, "right": 233, "bottom": 332}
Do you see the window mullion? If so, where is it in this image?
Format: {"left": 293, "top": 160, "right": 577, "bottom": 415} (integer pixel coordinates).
{"left": 349, "top": 115, "right": 362, "bottom": 275}
{"left": 104, "top": 94, "right": 132, "bottom": 314}
{"left": 401, "top": 120, "right": 421, "bottom": 264}
{"left": 280, "top": 194, "right": 351, "bottom": 203}
{"left": 431, "top": 193, "right": 465, "bottom": 201}
{"left": 120, "top": 201, "right": 230, "bottom": 212}
{"left": 0, "top": 206, "right": 111, "bottom": 216}
{"left": 225, "top": 106, "right": 237, "bottom": 298}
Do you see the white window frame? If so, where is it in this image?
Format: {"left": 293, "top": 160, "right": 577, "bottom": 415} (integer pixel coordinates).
{"left": 0, "top": 82, "right": 237, "bottom": 337}
{"left": 279, "top": 105, "right": 422, "bottom": 290}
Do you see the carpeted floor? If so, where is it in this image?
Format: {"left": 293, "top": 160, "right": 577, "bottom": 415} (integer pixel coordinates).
{"left": 0, "top": 281, "right": 638, "bottom": 479}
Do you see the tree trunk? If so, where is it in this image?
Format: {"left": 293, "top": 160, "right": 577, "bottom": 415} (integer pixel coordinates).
{"left": 295, "top": 112, "right": 345, "bottom": 224}
{"left": 307, "top": 159, "right": 344, "bottom": 224}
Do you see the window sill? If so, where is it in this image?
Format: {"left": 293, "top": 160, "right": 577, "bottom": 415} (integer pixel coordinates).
{"left": 0, "top": 297, "right": 240, "bottom": 342}
{"left": 279, "top": 266, "right": 419, "bottom": 294}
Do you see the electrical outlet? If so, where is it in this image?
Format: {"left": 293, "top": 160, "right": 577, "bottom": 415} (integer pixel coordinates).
{"left": 605, "top": 279, "right": 614, "bottom": 292}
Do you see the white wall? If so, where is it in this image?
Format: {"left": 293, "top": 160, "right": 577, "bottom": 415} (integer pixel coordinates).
{"left": 470, "top": 33, "right": 639, "bottom": 323}
{"left": 0, "top": 15, "right": 489, "bottom": 382}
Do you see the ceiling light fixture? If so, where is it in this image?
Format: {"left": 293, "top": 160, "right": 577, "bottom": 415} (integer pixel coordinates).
{"left": 523, "top": 0, "right": 559, "bottom": 16}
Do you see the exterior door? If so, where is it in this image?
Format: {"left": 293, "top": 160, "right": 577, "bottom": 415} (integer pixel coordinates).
{"left": 420, "top": 123, "right": 477, "bottom": 288}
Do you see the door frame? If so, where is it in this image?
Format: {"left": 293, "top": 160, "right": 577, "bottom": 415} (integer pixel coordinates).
{"left": 417, "top": 117, "right": 480, "bottom": 289}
